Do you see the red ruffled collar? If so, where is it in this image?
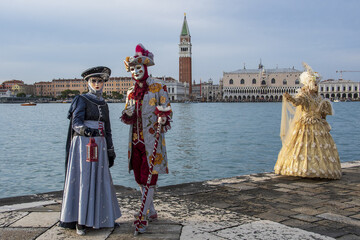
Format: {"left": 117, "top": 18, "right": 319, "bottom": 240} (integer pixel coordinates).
{"left": 133, "top": 80, "right": 148, "bottom": 100}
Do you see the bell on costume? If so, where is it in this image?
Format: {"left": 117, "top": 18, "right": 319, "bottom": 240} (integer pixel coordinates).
{"left": 86, "top": 138, "right": 98, "bottom": 162}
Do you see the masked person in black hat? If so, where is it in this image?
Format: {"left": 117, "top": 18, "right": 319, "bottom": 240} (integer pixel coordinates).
{"left": 60, "top": 66, "right": 121, "bottom": 236}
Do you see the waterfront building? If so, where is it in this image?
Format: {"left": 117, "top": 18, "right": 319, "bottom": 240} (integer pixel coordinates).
{"left": 201, "top": 79, "right": 223, "bottom": 102}
{"left": 34, "top": 81, "right": 55, "bottom": 97}
{"left": 191, "top": 79, "right": 222, "bottom": 102}
{"left": 23, "top": 84, "right": 35, "bottom": 96}
{"left": 319, "top": 79, "right": 359, "bottom": 101}
{"left": 155, "top": 76, "right": 188, "bottom": 102}
{"left": 104, "top": 77, "right": 133, "bottom": 96}
{"left": 12, "top": 83, "right": 25, "bottom": 94}
{"left": 222, "top": 63, "right": 302, "bottom": 102}
{"left": 179, "top": 13, "right": 192, "bottom": 97}
{"left": 0, "top": 89, "right": 12, "bottom": 97}
{"left": 1, "top": 80, "right": 35, "bottom": 96}
{"left": 34, "top": 77, "right": 134, "bottom": 97}
{"left": 1, "top": 80, "right": 24, "bottom": 90}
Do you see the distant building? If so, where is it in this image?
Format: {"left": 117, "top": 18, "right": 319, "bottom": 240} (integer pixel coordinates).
{"left": 0, "top": 89, "right": 12, "bottom": 98}
{"left": 2, "top": 80, "right": 24, "bottom": 90}
{"left": 23, "top": 84, "right": 35, "bottom": 96}
{"left": 155, "top": 76, "right": 188, "bottom": 101}
{"left": 12, "top": 83, "right": 25, "bottom": 95}
{"left": 0, "top": 79, "right": 35, "bottom": 96}
{"left": 319, "top": 79, "right": 359, "bottom": 101}
{"left": 223, "top": 63, "right": 302, "bottom": 102}
{"left": 191, "top": 79, "right": 222, "bottom": 102}
{"left": 201, "top": 79, "right": 222, "bottom": 102}
{"left": 34, "top": 81, "right": 55, "bottom": 97}
{"left": 34, "top": 77, "right": 134, "bottom": 97}
{"left": 179, "top": 13, "right": 192, "bottom": 97}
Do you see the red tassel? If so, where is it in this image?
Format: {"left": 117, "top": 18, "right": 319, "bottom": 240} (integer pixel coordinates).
{"left": 86, "top": 138, "right": 98, "bottom": 162}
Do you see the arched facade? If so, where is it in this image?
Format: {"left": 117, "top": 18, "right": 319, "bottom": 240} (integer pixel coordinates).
{"left": 319, "top": 79, "right": 360, "bottom": 101}
{"left": 222, "top": 67, "right": 302, "bottom": 102}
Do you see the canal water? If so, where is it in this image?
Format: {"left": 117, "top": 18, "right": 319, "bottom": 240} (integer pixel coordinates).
{"left": 0, "top": 102, "right": 359, "bottom": 198}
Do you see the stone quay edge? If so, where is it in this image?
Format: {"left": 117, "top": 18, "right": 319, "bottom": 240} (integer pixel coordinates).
{"left": 1, "top": 161, "right": 360, "bottom": 240}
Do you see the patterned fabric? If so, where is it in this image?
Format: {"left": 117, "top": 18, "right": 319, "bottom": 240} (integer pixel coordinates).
{"left": 274, "top": 91, "right": 341, "bottom": 179}
{"left": 123, "top": 77, "right": 172, "bottom": 175}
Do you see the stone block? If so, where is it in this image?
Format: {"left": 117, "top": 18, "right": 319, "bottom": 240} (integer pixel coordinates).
{"left": 215, "top": 220, "right": 334, "bottom": 240}
{"left": 345, "top": 199, "right": 360, "bottom": 206}
{"left": 0, "top": 211, "right": 28, "bottom": 227}
{"left": 255, "top": 211, "right": 289, "bottom": 222}
{"left": 280, "top": 219, "right": 314, "bottom": 229}
{"left": 317, "top": 213, "right": 360, "bottom": 227}
{"left": 0, "top": 200, "right": 57, "bottom": 213}
{"left": 306, "top": 225, "right": 349, "bottom": 238}
{"left": 292, "top": 207, "right": 322, "bottom": 216}
{"left": 274, "top": 188, "right": 292, "bottom": 193}
{"left": 0, "top": 227, "right": 48, "bottom": 240}
{"left": 337, "top": 234, "right": 360, "bottom": 240}
{"left": 274, "top": 183, "right": 299, "bottom": 189}
{"left": 350, "top": 214, "right": 360, "bottom": 220}
{"left": 36, "top": 225, "right": 113, "bottom": 240}
{"left": 290, "top": 214, "right": 322, "bottom": 223}
{"left": 108, "top": 221, "right": 181, "bottom": 240}
{"left": 225, "top": 184, "right": 257, "bottom": 191}
{"left": 180, "top": 225, "right": 223, "bottom": 240}
{"left": 291, "top": 182, "right": 319, "bottom": 188}
{"left": 19, "top": 204, "right": 62, "bottom": 212}
{"left": 10, "top": 212, "right": 59, "bottom": 227}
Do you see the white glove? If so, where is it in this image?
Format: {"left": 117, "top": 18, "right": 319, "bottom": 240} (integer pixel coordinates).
{"left": 159, "top": 116, "right": 167, "bottom": 125}
{"left": 124, "top": 105, "right": 135, "bottom": 117}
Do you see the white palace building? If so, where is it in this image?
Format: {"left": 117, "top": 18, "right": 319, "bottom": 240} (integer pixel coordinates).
{"left": 319, "top": 79, "right": 359, "bottom": 101}
{"left": 223, "top": 63, "right": 360, "bottom": 102}
{"left": 223, "top": 63, "right": 302, "bottom": 102}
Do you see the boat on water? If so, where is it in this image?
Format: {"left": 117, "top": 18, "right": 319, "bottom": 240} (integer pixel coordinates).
{"left": 21, "top": 102, "right": 37, "bottom": 106}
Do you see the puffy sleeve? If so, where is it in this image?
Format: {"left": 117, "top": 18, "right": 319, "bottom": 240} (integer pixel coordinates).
{"left": 121, "top": 87, "right": 136, "bottom": 124}
{"left": 157, "top": 84, "right": 173, "bottom": 132}
{"left": 318, "top": 99, "right": 333, "bottom": 118}
{"left": 285, "top": 92, "right": 307, "bottom": 108}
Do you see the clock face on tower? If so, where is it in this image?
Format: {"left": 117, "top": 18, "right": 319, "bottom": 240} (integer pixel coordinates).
{"left": 182, "top": 39, "right": 187, "bottom": 43}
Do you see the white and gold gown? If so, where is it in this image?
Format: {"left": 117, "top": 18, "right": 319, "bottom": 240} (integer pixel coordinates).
{"left": 274, "top": 90, "right": 341, "bottom": 179}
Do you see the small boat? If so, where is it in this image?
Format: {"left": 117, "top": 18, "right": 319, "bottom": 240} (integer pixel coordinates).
{"left": 333, "top": 99, "right": 340, "bottom": 102}
{"left": 21, "top": 102, "right": 37, "bottom": 106}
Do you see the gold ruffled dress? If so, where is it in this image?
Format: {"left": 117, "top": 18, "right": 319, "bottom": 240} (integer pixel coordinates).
{"left": 274, "top": 91, "right": 341, "bottom": 179}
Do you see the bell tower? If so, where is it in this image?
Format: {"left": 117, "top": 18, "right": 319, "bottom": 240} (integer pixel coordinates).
{"left": 179, "top": 13, "right": 192, "bottom": 96}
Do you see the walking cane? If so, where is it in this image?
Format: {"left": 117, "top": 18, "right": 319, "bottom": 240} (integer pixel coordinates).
{"left": 134, "top": 106, "right": 171, "bottom": 235}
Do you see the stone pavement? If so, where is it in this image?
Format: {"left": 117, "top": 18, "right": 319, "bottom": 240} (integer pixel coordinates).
{"left": 1, "top": 161, "right": 360, "bottom": 240}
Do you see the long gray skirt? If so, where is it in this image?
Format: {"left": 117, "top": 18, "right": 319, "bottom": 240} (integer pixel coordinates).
{"left": 60, "top": 136, "right": 121, "bottom": 228}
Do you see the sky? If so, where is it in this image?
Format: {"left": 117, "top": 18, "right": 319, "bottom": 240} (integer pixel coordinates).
{"left": 0, "top": 0, "right": 359, "bottom": 84}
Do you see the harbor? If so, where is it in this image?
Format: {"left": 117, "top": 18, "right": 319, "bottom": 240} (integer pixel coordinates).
{"left": 1, "top": 161, "right": 360, "bottom": 239}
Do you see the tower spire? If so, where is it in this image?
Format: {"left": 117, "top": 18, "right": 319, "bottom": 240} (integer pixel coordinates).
{"left": 180, "top": 13, "right": 190, "bottom": 37}
{"left": 179, "top": 14, "right": 192, "bottom": 98}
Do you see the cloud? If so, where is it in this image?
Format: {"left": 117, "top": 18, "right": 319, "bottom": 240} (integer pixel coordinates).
{"left": 0, "top": 0, "right": 359, "bottom": 84}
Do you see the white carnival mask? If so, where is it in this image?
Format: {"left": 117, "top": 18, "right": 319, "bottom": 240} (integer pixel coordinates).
{"left": 130, "top": 64, "right": 145, "bottom": 80}
{"left": 88, "top": 77, "right": 104, "bottom": 95}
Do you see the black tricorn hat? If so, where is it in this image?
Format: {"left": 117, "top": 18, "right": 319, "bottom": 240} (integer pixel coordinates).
{"left": 81, "top": 66, "right": 111, "bottom": 82}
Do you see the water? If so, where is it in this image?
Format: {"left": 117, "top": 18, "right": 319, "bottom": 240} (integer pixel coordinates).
{"left": 0, "top": 102, "right": 359, "bottom": 198}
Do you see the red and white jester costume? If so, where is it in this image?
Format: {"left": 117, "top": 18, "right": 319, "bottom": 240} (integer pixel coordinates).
{"left": 121, "top": 44, "right": 172, "bottom": 233}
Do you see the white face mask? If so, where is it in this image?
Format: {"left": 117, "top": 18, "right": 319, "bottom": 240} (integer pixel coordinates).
{"left": 88, "top": 77, "right": 104, "bottom": 95}
{"left": 130, "top": 64, "right": 145, "bottom": 80}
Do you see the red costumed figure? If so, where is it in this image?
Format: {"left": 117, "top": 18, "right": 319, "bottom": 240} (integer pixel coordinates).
{"left": 121, "top": 44, "right": 172, "bottom": 234}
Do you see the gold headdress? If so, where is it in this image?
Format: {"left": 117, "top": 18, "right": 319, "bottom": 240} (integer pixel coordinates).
{"left": 300, "top": 62, "right": 320, "bottom": 89}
